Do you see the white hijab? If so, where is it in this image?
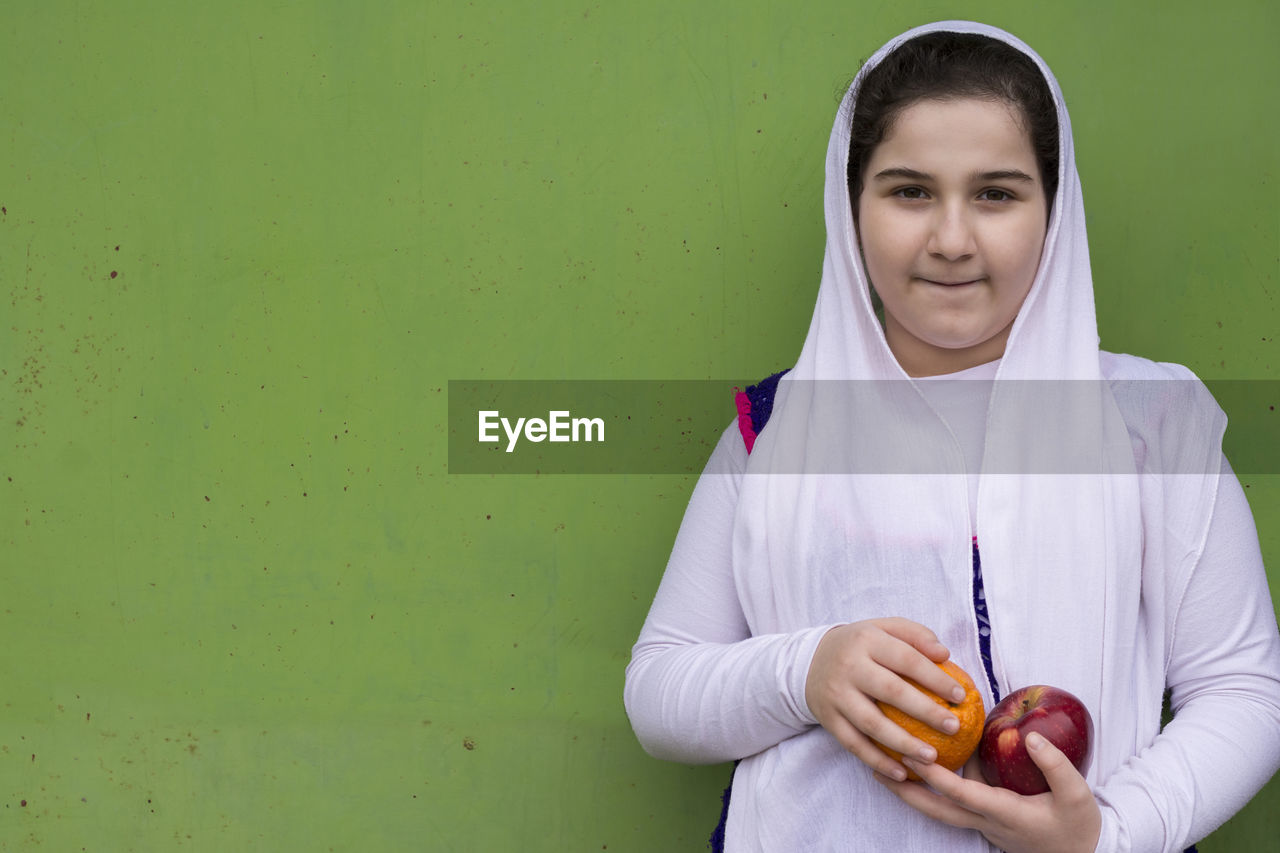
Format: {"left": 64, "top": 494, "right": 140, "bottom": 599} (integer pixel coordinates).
{"left": 728, "top": 19, "right": 1226, "bottom": 848}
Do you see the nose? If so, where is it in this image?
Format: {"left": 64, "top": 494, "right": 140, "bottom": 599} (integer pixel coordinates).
{"left": 926, "top": 204, "right": 977, "bottom": 261}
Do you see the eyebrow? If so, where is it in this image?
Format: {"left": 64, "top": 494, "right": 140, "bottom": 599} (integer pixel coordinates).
{"left": 871, "top": 167, "right": 1036, "bottom": 183}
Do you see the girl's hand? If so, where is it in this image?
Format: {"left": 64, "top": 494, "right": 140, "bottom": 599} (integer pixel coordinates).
{"left": 874, "top": 731, "right": 1102, "bottom": 853}
{"left": 805, "top": 618, "right": 967, "bottom": 781}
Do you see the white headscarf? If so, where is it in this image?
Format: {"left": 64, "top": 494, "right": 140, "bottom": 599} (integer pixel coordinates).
{"left": 727, "top": 19, "right": 1226, "bottom": 850}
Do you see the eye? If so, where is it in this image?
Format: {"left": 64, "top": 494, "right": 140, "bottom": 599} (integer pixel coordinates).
{"left": 893, "top": 186, "right": 929, "bottom": 200}
{"left": 978, "top": 188, "right": 1014, "bottom": 202}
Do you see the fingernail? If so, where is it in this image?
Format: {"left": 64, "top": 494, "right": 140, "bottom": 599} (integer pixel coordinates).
{"left": 917, "top": 746, "right": 936, "bottom": 762}
{"left": 891, "top": 765, "right": 908, "bottom": 782}
{"left": 951, "top": 686, "right": 966, "bottom": 703}
{"left": 942, "top": 716, "right": 960, "bottom": 734}
{"left": 1026, "top": 732, "right": 1045, "bottom": 750}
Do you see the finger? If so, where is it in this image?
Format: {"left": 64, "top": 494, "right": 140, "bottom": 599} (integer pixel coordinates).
{"left": 877, "top": 617, "right": 951, "bottom": 662}
{"left": 870, "top": 666, "right": 962, "bottom": 742}
{"left": 866, "top": 653, "right": 966, "bottom": 735}
{"left": 823, "top": 702, "right": 913, "bottom": 781}
{"left": 846, "top": 690, "right": 948, "bottom": 765}
{"left": 874, "top": 767, "right": 984, "bottom": 831}
{"left": 903, "top": 756, "right": 991, "bottom": 805}
{"left": 903, "top": 757, "right": 1010, "bottom": 824}
{"left": 868, "top": 626, "right": 967, "bottom": 707}
{"left": 1026, "top": 732, "right": 1091, "bottom": 803}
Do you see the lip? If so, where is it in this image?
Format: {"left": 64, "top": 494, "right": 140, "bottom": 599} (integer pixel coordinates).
{"left": 919, "top": 277, "right": 982, "bottom": 287}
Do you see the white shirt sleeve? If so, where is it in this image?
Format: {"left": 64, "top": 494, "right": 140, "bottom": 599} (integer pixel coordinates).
{"left": 623, "top": 421, "right": 837, "bottom": 764}
{"left": 1093, "top": 457, "right": 1280, "bottom": 852}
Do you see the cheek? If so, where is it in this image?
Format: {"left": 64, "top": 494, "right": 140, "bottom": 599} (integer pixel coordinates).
{"left": 856, "top": 207, "right": 912, "bottom": 279}
{"left": 999, "top": 220, "right": 1048, "bottom": 294}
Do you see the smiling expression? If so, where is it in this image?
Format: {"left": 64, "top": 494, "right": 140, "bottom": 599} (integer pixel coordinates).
{"left": 856, "top": 97, "right": 1050, "bottom": 377}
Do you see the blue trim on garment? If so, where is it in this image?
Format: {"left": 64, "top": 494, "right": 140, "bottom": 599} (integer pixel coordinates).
{"left": 742, "top": 369, "right": 789, "bottom": 437}
{"left": 708, "top": 760, "right": 736, "bottom": 852}
{"left": 972, "top": 538, "right": 1001, "bottom": 703}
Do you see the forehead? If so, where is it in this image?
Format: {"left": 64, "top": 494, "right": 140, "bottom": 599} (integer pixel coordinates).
{"left": 871, "top": 97, "right": 1036, "bottom": 167}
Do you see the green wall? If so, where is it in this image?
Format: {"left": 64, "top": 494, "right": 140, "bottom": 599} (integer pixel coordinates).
{"left": 3, "top": 1, "right": 1276, "bottom": 849}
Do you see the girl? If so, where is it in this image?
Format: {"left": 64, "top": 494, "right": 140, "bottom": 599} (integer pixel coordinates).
{"left": 623, "top": 20, "right": 1280, "bottom": 853}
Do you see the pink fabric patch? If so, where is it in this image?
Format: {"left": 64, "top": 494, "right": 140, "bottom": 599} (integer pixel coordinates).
{"left": 734, "top": 390, "right": 757, "bottom": 454}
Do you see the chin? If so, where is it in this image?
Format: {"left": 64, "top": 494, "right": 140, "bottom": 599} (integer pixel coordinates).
{"left": 923, "top": 332, "right": 998, "bottom": 354}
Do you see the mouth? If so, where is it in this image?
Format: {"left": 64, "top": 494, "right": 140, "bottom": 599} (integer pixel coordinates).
{"left": 919, "top": 277, "right": 983, "bottom": 287}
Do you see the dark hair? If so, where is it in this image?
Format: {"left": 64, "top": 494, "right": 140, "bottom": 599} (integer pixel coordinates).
{"left": 847, "top": 32, "right": 1059, "bottom": 212}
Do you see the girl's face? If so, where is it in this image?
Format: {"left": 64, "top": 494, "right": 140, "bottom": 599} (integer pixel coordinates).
{"left": 856, "top": 97, "right": 1049, "bottom": 377}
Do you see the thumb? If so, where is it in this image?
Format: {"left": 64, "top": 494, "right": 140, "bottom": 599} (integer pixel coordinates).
{"left": 1026, "top": 732, "right": 1089, "bottom": 800}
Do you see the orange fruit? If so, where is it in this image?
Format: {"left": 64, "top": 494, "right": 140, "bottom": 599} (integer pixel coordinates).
{"left": 873, "top": 659, "right": 985, "bottom": 780}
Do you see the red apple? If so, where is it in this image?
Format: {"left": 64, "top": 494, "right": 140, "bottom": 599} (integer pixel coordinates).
{"left": 978, "top": 685, "right": 1093, "bottom": 795}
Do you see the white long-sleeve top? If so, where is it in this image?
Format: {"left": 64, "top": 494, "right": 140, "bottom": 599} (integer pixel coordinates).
{"left": 624, "top": 358, "right": 1280, "bottom": 852}
{"left": 626, "top": 19, "right": 1280, "bottom": 851}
